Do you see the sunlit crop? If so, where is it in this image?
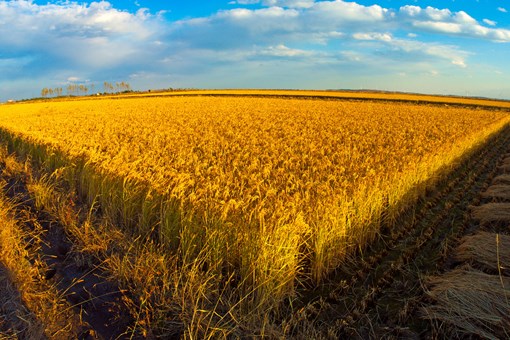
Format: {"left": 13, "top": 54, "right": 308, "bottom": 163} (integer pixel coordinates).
{"left": 0, "top": 92, "right": 509, "bottom": 311}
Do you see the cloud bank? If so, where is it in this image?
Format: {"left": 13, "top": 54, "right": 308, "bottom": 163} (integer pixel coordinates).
{"left": 0, "top": 0, "right": 509, "bottom": 100}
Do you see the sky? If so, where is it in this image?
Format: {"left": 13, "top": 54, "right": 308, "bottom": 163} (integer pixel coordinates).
{"left": 1, "top": 0, "right": 509, "bottom": 101}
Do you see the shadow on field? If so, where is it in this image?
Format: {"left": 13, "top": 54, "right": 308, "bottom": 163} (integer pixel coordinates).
{"left": 0, "top": 143, "right": 134, "bottom": 339}
{"left": 0, "top": 262, "right": 40, "bottom": 338}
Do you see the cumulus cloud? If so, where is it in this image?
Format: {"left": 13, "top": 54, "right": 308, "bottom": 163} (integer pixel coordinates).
{"left": 0, "top": 0, "right": 163, "bottom": 75}
{"left": 229, "top": 0, "right": 260, "bottom": 4}
{"left": 229, "top": 0, "right": 316, "bottom": 8}
{"left": 263, "top": 0, "right": 315, "bottom": 8}
{"left": 352, "top": 34, "right": 468, "bottom": 68}
{"left": 498, "top": 7, "right": 507, "bottom": 13}
{"left": 1, "top": 0, "right": 509, "bottom": 101}
{"left": 171, "top": 2, "right": 510, "bottom": 55}
{"left": 353, "top": 32, "right": 393, "bottom": 42}
{"left": 170, "top": 1, "right": 392, "bottom": 51}
{"left": 398, "top": 5, "right": 510, "bottom": 42}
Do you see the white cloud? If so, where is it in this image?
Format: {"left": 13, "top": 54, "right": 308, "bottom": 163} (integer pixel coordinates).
{"left": 0, "top": 0, "right": 162, "bottom": 71}
{"left": 411, "top": 21, "right": 463, "bottom": 34}
{"left": 262, "top": 0, "right": 315, "bottom": 8}
{"left": 229, "top": 0, "right": 316, "bottom": 8}
{"left": 307, "top": 1, "right": 390, "bottom": 23}
{"left": 376, "top": 38, "right": 469, "bottom": 69}
{"left": 1, "top": 0, "right": 509, "bottom": 101}
{"left": 498, "top": 7, "right": 507, "bottom": 13}
{"left": 399, "top": 6, "right": 452, "bottom": 21}
{"left": 172, "top": 1, "right": 393, "bottom": 51}
{"left": 173, "top": 2, "right": 510, "bottom": 53}
{"left": 353, "top": 32, "right": 392, "bottom": 42}
{"left": 399, "top": 5, "right": 510, "bottom": 42}
{"left": 454, "top": 11, "right": 477, "bottom": 24}
{"left": 229, "top": 0, "right": 261, "bottom": 4}
{"left": 257, "top": 44, "right": 314, "bottom": 57}
{"left": 483, "top": 19, "right": 497, "bottom": 26}
{"left": 451, "top": 59, "right": 467, "bottom": 68}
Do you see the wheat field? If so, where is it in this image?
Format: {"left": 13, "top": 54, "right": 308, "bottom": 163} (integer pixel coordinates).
{"left": 0, "top": 93, "right": 509, "bottom": 320}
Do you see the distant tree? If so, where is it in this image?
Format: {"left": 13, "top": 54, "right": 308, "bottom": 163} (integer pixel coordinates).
{"left": 121, "top": 81, "right": 131, "bottom": 92}
{"left": 103, "top": 81, "right": 114, "bottom": 93}
{"left": 78, "top": 84, "right": 89, "bottom": 95}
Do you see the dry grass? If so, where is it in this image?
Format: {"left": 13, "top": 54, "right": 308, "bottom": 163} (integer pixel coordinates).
{"left": 0, "top": 265, "right": 43, "bottom": 339}
{"left": 0, "top": 198, "right": 79, "bottom": 339}
{"left": 454, "top": 232, "right": 510, "bottom": 275}
{"left": 497, "top": 164, "right": 510, "bottom": 173}
{"left": 423, "top": 268, "right": 510, "bottom": 340}
{"left": 492, "top": 174, "right": 510, "bottom": 185}
{"left": 471, "top": 203, "right": 510, "bottom": 224}
{"left": 0, "top": 155, "right": 81, "bottom": 339}
{"left": 481, "top": 185, "right": 510, "bottom": 200}
{"left": 501, "top": 157, "right": 510, "bottom": 166}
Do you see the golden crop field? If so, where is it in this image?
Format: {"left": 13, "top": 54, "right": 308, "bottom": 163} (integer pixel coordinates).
{"left": 0, "top": 92, "right": 509, "bottom": 315}
{"left": 74, "top": 89, "right": 510, "bottom": 110}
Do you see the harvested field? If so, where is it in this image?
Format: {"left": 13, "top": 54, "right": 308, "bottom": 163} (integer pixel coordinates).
{"left": 492, "top": 174, "right": 510, "bottom": 185}
{"left": 423, "top": 268, "right": 510, "bottom": 340}
{"left": 481, "top": 184, "right": 510, "bottom": 200}
{"left": 471, "top": 202, "right": 510, "bottom": 225}
{"left": 421, "top": 129, "right": 510, "bottom": 339}
{"left": 453, "top": 232, "right": 510, "bottom": 275}
{"left": 497, "top": 164, "right": 510, "bottom": 173}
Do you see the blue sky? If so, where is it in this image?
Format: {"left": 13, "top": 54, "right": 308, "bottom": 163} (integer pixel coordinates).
{"left": 1, "top": 0, "right": 509, "bottom": 101}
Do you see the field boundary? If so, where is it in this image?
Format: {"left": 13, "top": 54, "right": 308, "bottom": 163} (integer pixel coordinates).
{"left": 114, "top": 93, "right": 510, "bottom": 112}
{"left": 7, "top": 90, "right": 510, "bottom": 112}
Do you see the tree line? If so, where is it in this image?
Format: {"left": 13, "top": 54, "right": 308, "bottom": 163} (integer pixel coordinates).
{"left": 41, "top": 81, "right": 132, "bottom": 98}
